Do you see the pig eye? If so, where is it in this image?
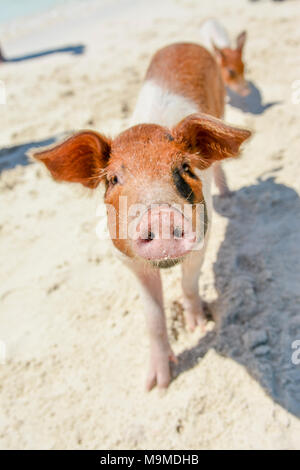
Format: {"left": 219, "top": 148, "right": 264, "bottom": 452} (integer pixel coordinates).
{"left": 181, "top": 163, "right": 195, "bottom": 177}
{"left": 228, "top": 68, "right": 237, "bottom": 78}
{"left": 109, "top": 175, "right": 119, "bottom": 186}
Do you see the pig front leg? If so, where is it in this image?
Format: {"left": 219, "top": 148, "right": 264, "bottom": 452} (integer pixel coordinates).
{"left": 128, "top": 261, "right": 176, "bottom": 391}
{"left": 181, "top": 250, "right": 206, "bottom": 331}
{"left": 213, "top": 161, "right": 231, "bottom": 196}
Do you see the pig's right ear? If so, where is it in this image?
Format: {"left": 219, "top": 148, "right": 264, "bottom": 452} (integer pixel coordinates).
{"left": 28, "top": 131, "right": 111, "bottom": 188}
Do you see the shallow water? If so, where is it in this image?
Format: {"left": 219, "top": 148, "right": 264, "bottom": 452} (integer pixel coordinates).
{"left": 0, "top": 0, "right": 77, "bottom": 25}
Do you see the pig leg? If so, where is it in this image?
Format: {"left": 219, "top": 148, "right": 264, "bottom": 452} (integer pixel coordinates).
{"left": 181, "top": 250, "right": 206, "bottom": 331}
{"left": 127, "top": 261, "right": 176, "bottom": 391}
{"left": 213, "top": 161, "right": 231, "bottom": 196}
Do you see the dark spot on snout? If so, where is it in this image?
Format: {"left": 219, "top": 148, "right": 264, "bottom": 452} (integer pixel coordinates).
{"left": 165, "top": 133, "right": 174, "bottom": 142}
{"left": 172, "top": 167, "right": 194, "bottom": 203}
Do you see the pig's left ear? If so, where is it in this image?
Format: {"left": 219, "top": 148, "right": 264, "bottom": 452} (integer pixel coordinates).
{"left": 236, "top": 31, "right": 247, "bottom": 51}
{"left": 172, "top": 113, "right": 251, "bottom": 169}
{"left": 28, "top": 131, "right": 111, "bottom": 188}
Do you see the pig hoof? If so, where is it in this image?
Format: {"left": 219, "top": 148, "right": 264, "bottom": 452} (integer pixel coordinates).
{"left": 184, "top": 298, "right": 207, "bottom": 332}
{"left": 186, "top": 311, "right": 207, "bottom": 332}
{"left": 146, "top": 348, "right": 177, "bottom": 391}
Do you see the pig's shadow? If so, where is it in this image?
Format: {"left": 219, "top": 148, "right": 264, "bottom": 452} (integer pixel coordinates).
{"left": 227, "top": 81, "right": 280, "bottom": 115}
{"left": 172, "top": 178, "right": 300, "bottom": 417}
{"left": 1, "top": 44, "right": 85, "bottom": 63}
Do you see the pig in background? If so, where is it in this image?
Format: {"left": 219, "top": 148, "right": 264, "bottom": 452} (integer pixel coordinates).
{"left": 30, "top": 42, "right": 251, "bottom": 391}
{"left": 198, "top": 18, "right": 249, "bottom": 96}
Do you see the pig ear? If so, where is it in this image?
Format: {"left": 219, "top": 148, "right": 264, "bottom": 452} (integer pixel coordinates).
{"left": 28, "top": 131, "right": 111, "bottom": 188}
{"left": 236, "top": 31, "right": 247, "bottom": 51}
{"left": 173, "top": 113, "right": 251, "bottom": 169}
{"left": 212, "top": 43, "right": 225, "bottom": 63}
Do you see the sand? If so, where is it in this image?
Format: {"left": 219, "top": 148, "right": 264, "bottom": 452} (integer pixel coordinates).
{"left": 1, "top": 0, "right": 300, "bottom": 450}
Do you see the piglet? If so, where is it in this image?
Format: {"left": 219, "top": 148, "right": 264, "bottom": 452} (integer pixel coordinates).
{"left": 199, "top": 18, "right": 249, "bottom": 96}
{"left": 30, "top": 43, "right": 251, "bottom": 390}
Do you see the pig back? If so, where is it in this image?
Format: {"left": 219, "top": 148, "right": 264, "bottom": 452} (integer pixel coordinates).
{"left": 145, "top": 43, "right": 225, "bottom": 119}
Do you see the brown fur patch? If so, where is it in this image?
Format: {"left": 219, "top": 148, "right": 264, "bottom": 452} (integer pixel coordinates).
{"left": 146, "top": 43, "right": 225, "bottom": 118}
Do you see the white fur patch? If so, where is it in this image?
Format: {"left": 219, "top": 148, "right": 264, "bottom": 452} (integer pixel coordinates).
{"left": 130, "top": 80, "right": 199, "bottom": 129}
{"left": 198, "top": 18, "right": 230, "bottom": 52}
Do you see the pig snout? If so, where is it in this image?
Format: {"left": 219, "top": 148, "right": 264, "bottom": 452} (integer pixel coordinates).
{"left": 132, "top": 205, "right": 196, "bottom": 261}
{"left": 237, "top": 84, "right": 250, "bottom": 97}
{"left": 232, "top": 80, "right": 250, "bottom": 97}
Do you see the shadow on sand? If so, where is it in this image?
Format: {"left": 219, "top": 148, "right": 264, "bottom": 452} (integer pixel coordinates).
{"left": 227, "top": 81, "right": 281, "bottom": 115}
{"left": 0, "top": 137, "right": 59, "bottom": 172}
{"left": 173, "top": 178, "right": 300, "bottom": 418}
{"left": 1, "top": 44, "right": 85, "bottom": 63}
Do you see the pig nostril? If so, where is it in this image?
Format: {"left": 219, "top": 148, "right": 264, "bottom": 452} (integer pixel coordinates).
{"left": 173, "top": 227, "right": 184, "bottom": 239}
{"left": 146, "top": 231, "right": 155, "bottom": 242}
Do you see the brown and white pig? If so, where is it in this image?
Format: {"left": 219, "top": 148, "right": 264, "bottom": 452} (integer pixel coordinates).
{"left": 199, "top": 18, "right": 249, "bottom": 96}
{"left": 30, "top": 43, "right": 251, "bottom": 390}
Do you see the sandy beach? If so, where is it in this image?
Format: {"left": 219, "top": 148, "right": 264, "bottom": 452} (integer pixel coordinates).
{"left": 1, "top": 0, "right": 300, "bottom": 449}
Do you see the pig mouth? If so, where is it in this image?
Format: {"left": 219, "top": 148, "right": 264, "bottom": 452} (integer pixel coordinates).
{"left": 150, "top": 257, "right": 184, "bottom": 269}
